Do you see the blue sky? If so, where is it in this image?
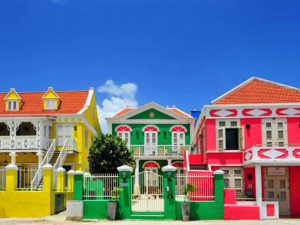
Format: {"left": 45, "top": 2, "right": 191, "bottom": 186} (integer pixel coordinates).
{"left": 1, "top": 0, "right": 300, "bottom": 131}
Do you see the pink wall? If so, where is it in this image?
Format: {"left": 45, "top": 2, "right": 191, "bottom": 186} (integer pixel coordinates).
{"left": 240, "top": 118, "right": 262, "bottom": 149}
{"left": 289, "top": 166, "right": 300, "bottom": 217}
{"left": 206, "top": 152, "right": 243, "bottom": 166}
{"left": 244, "top": 168, "right": 256, "bottom": 197}
{"left": 205, "top": 119, "right": 216, "bottom": 151}
{"left": 189, "top": 154, "right": 203, "bottom": 164}
{"left": 287, "top": 118, "right": 300, "bottom": 144}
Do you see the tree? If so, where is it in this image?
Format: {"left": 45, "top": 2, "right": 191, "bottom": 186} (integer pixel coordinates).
{"left": 88, "top": 133, "right": 135, "bottom": 173}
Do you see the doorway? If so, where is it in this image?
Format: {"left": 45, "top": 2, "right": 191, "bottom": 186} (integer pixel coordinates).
{"left": 264, "top": 167, "right": 290, "bottom": 216}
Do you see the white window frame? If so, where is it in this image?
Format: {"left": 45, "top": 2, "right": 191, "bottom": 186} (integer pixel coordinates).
{"left": 216, "top": 120, "right": 244, "bottom": 151}
{"left": 172, "top": 131, "right": 185, "bottom": 151}
{"left": 7, "top": 100, "right": 18, "bottom": 111}
{"left": 57, "top": 124, "right": 73, "bottom": 146}
{"left": 262, "top": 119, "right": 287, "bottom": 147}
{"left": 221, "top": 167, "right": 244, "bottom": 195}
{"left": 45, "top": 99, "right": 57, "bottom": 110}
{"left": 117, "top": 131, "right": 130, "bottom": 146}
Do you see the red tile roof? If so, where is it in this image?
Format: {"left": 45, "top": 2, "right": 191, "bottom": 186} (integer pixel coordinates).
{"left": 113, "top": 108, "right": 135, "bottom": 118}
{"left": 0, "top": 90, "right": 89, "bottom": 116}
{"left": 213, "top": 78, "right": 300, "bottom": 105}
{"left": 168, "top": 108, "right": 192, "bottom": 118}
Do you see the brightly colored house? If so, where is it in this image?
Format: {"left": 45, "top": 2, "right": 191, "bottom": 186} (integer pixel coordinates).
{"left": 192, "top": 77, "right": 300, "bottom": 218}
{"left": 0, "top": 87, "right": 100, "bottom": 190}
{"left": 106, "top": 102, "right": 195, "bottom": 192}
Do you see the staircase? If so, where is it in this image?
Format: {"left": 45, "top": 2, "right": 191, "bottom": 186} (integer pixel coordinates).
{"left": 31, "top": 139, "right": 71, "bottom": 190}
{"left": 189, "top": 164, "right": 207, "bottom": 171}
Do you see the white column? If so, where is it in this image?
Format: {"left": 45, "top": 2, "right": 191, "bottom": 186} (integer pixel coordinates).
{"left": 167, "top": 159, "right": 172, "bottom": 165}
{"left": 9, "top": 152, "right": 17, "bottom": 165}
{"left": 134, "top": 159, "right": 140, "bottom": 194}
{"left": 37, "top": 151, "right": 44, "bottom": 167}
{"left": 255, "top": 165, "right": 263, "bottom": 219}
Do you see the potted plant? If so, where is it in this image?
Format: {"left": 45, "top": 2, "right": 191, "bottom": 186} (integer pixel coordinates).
{"left": 107, "top": 187, "right": 119, "bottom": 220}
{"left": 181, "top": 183, "right": 197, "bottom": 221}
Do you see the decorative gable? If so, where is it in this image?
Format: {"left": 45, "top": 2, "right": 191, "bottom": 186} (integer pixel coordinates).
{"left": 4, "top": 88, "right": 22, "bottom": 111}
{"left": 42, "top": 87, "right": 60, "bottom": 111}
{"left": 128, "top": 108, "right": 176, "bottom": 120}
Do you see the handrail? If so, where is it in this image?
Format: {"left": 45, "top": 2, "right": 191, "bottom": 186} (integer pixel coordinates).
{"left": 31, "top": 139, "right": 56, "bottom": 189}
{"left": 185, "top": 150, "right": 190, "bottom": 171}
{"left": 53, "top": 139, "right": 69, "bottom": 190}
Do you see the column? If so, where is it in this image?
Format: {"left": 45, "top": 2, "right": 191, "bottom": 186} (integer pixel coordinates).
{"left": 255, "top": 165, "right": 263, "bottom": 219}
{"left": 9, "top": 152, "right": 17, "bottom": 165}
{"left": 37, "top": 151, "right": 44, "bottom": 167}
{"left": 56, "top": 167, "right": 66, "bottom": 192}
{"left": 213, "top": 170, "right": 225, "bottom": 220}
{"left": 134, "top": 159, "right": 140, "bottom": 194}
{"left": 6, "top": 164, "right": 18, "bottom": 192}
{"left": 117, "top": 165, "right": 132, "bottom": 220}
{"left": 67, "top": 170, "right": 75, "bottom": 192}
{"left": 42, "top": 164, "right": 54, "bottom": 215}
{"left": 167, "top": 158, "right": 172, "bottom": 165}
{"left": 162, "top": 165, "right": 177, "bottom": 220}
{"left": 73, "top": 170, "right": 84, "bottom": 200}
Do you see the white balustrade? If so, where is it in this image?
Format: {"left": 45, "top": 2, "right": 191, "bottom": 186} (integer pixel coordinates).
{"left": 129, "top": 145, "right": 191, "bottom": 157}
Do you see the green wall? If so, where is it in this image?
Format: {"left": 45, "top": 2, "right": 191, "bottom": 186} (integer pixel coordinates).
{"left": 83, "top": 200, "right": 119, "bottom": 219}
{"left": 128, "top": 108, "right": 176, "bottom": 120}
{"left": 112, "top": 123, "right": 190, "bottom": 145}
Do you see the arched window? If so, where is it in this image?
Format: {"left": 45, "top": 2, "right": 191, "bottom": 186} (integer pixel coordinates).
{"left": 143, "top": 126, "right": 159, "bottom": 155}
{"left": 115, "top": 125, "right": 132, "bottom": 146}
{"left": 170, "top": 126, "right": 187, "bottom": 151}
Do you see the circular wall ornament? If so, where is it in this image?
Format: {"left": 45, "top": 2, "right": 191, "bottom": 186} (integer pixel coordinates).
{"left": 149, "top": 111, "right": 155, "bottom": 118}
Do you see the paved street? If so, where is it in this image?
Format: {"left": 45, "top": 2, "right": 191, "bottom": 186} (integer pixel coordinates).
{"left": 0, "top": 211, "right": 300, "bottom": 225}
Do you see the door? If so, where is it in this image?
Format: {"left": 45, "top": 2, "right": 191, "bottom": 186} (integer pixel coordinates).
{"left": 173, "top": 132, "right": 185, "bottom": 153}
{"left": 264, "top": 167, "right": 290, "bottom": 216}
{"left": 145, "top": 131, "right": 157, "bottom": 155}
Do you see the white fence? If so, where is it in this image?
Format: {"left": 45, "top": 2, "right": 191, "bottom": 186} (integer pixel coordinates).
{"left": 175, "top": 172, "right": 215, "bottom": 201}
{"left": 83, "top": 173, "right": 119, "bottom": 200}
{"left": 0, "top": 168, "right": 5, "bottom": 191}
{"left": 17, "top": 168, "right": 42, "bottom": 191}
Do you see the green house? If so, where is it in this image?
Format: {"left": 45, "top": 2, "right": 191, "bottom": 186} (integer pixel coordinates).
{"left": 106, "top": 102, "right": 195, "bottom": 177}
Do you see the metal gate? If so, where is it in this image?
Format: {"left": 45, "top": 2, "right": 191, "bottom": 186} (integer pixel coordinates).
{"left": 131, "top": 171, "right": 164, "bottom": 212}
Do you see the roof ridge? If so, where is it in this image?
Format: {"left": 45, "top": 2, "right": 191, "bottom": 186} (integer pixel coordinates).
{"left": 0, "top": 90, "right": 90, "bottom": 94}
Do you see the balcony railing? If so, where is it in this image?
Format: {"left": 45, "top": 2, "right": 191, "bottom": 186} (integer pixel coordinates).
{"left": 0, "top": 136, "right": 51, "bottom": 150}
{"left": 129, "top": 145, "right": 191, "bottom": 157}
{"left": 243, "top": 144, "right": 300, "bottom": 165}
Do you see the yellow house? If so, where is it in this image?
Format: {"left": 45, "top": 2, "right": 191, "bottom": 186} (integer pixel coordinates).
{"left": 0, "top": 87, "right": 100, "bottom": 189}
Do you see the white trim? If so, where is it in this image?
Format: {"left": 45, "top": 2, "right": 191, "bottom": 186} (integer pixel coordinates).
{"left": 167, "top": 107, "right": 193, "bottom": 118}
{"left": 142, "top": 125, "right": 160, "bottom": 132}
{"left": 77, "top": 88, "right": 94, "bottom": 114}
{"left": 115, "top": 125, "right": 132, "bottom": 132}
{"left": 211, "top": 77, "right": 300, "bottom": 104}
{"left": 4, "top": 88, "right": 22, "bottom": 100}
{"left": 169, "top": 125, "right": 187, "bottom": 132}
{"left": 106, "top": 118, "right": 190, "bottom": 124}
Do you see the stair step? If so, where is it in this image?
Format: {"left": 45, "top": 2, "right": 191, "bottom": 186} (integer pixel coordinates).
{"left": 189, "top": 164, "right": 207, "bottom": 170}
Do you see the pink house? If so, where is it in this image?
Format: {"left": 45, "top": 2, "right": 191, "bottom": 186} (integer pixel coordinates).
{"left": 191, "top": 77, "right": 300, "bottom": 219}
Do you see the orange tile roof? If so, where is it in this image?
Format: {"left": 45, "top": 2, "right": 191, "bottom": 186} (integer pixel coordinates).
{"left": 0, "top": 90, "right": 89, "bottom": 116}
{"left": 213, "top": 78, "right": 300, "bottom": 105}
{"left": 113, "top": 107, "right": 191, "bottom": 118}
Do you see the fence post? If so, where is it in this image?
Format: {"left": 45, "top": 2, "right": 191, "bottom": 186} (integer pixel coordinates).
{"left": 67, "top": 170, "right": 75, "bottom": 192}
{"left": 213, "top": 170, "right": 225, "bottom": 219}
{"left": 43, "top": 164, "right": 54, "bottom": 215}
{"left": 5, "top": 164, "right": 18, "bottom": 192}
{"left": 117, "top": 165, "right": 132, "bottom": 219}
{"left": 74, "top": 170, "right": 84, "bottom": 200}
{"left": 162, "top": 165, "right": 177, "bottom": 220}
{"left": 56, "top": 167, "right": 66, "bottom": 192}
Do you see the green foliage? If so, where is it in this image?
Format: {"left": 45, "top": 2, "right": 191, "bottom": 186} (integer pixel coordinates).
{"left": 88, "top": 133, "right": 135, "bottom": 173}
{"left": 110, "top": 187, "right": 119, "bottom": 199}
{"left": 181, "top": 183, "right": 197, "bottom": 202}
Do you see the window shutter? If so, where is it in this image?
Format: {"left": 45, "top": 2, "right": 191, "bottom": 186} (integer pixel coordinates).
{"left": 217, "top": 127, "right": 226, "bottom": 151}
{"left": 239, "top": 127, "right": 244, "bottom": 150}
{"left": 57, "top": 125, "right": 63, "bottom": 146}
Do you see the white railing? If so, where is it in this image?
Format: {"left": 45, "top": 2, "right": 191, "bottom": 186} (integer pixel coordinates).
{"left": 53, "top": 139, "right": 71, "bottom": 189}
{"left": 0, "top": 168, "right": 6, "bottom": 191}
{"left": 18, "top": 168, "right": 42, "bottom": 191}
{"left": 175, "top": 172, "right": 215, "bottom": 201}
{"left": 83, "top": 173, "right": 119, "bottom": 199}
{"left": 243, "top": 145, "right": 300, "bottom": 165}
{"left": 129, "top": 145, "right": 191, "bottom": 157}
{"left": 0, "top": 136, "right": 50, "bottom": 150}
{"left": 31, "top": 139, "right": 56, "bottom": 190}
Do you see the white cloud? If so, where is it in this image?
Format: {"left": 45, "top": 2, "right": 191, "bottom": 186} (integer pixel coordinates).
{"left": 97, "top": 80, "right": 138, "bottom": 133}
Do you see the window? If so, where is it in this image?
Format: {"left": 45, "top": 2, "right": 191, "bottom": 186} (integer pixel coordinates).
{"left": 221, "top": 167, "right": 244, "bottom": 195}
{"left": 172, "top": 132, "right": 185, "bottom": 151}
{"left": 45, "top": 99, "right": 57, "bottom": 110}
{"left": 262, "top": 119, "right": 287, "bottom": 147}
{"left": 7, "top": 100, "right": 18, "bottom": 111}
{"left": 85, "top": 129, "right": 88, "bottom": 148}
{"left": 216, "top": 120, "right": 244, "bottom": 151}
{"left": 57, "top": 124, "right": 73, "bottom": 146}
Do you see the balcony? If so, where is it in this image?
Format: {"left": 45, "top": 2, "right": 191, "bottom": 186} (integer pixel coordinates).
{"left": 129, "top": 145, "right": 191, "bottom": 158}
{"left": 243, "top": 144, "right": 300, "bottom": 165}
{"left": 0, "top": 136, "right": 51, "bottom": 151}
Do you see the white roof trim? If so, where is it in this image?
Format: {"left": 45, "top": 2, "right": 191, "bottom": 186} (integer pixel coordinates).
{"left": 211, "top": 77, "right": 300, "bottom": 105}
{"left": 108, "top": 102, "right": 191, "bottom": 121}
{"left": 4, "top": 88, "right": 22, "bottom": 100}
{"left": 77, "top": 88, "right": 94, "bottom": 114}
